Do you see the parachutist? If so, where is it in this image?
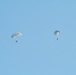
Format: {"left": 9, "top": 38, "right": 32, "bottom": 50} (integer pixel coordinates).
{"left": 57, "top": 38, "right": 58, "bottom": 40}
{"left": 16, "top": 40, "right": 18, "bottom": 42}
{"left": 54, "top": 30, "right": 60, "bottom": 40}
{"left": 11, "top": 32, "right": 22, "bottom": 42}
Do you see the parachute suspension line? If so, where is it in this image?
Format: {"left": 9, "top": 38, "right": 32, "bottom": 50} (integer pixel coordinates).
{"left": 15, "top": 37, "right": 18, "bottom": 43}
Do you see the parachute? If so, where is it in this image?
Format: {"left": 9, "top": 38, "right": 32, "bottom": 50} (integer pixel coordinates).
{"left": 54, "top": 30, "right": 60, "bottom": 40}
{"left": 11, "top": 32, "right": 22, "bottom": 42}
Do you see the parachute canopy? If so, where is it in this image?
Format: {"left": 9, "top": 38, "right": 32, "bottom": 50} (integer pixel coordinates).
{"left": 54, "top": 30, "right": 60, "bottom": 36}
{"left": 11, "top": 32, "right": 22, "bottom": 39}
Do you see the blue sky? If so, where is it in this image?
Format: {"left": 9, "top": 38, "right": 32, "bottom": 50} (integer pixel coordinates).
{"left": 0, "top": 0, "right": 76, "bottom": 75}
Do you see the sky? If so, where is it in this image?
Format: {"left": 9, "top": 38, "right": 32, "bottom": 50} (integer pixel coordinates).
{"left": 0, "top": 0, "right": 76, "bottom": 75}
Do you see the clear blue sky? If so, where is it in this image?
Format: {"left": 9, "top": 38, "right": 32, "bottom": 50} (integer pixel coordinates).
{"left": 0, "top": 0, "right": 76, "bottom": 75}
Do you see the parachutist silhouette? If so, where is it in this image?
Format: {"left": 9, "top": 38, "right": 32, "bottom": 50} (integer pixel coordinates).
{"left": 11, "top": 32, "right": 22, "bottom": 42}
{"left": 16, "top": 40, "right": 18, "bottom": 42}
{"left": 57, "top": 38, "right": 58, "bottom": 40}
{"left": 54, "top": 30, "right": 60, "bottom": 40}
